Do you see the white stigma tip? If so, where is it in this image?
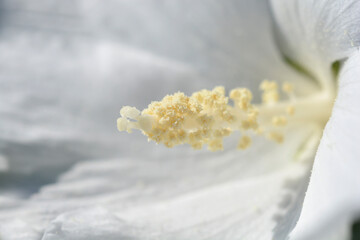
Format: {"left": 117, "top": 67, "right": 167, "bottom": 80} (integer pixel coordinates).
{"left": 120, "top": 106, "right": 141, "bottom": 119}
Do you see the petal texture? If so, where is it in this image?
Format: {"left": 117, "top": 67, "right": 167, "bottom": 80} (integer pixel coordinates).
{"left": 0, "top": 1, "right": 328, "bottom": 239}
{"left": 290, "top": 51, "right": 360, "bottom": 240}
{"left": 79, "top": 0, "right": 316, "bottom": 92}
{"left": 0, "top": 125, "right": 320, "bottom": 240}
{"left": 271, "top": 0, "right": 360, "bottom": 89}
{"left": 0, "top": 0, "right": 316, "bottom": 184}
{"left": 0, "top": 39, "right": 201, "bottom": 174}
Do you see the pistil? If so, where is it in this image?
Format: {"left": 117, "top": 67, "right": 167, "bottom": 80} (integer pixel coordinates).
{"left": 117, "top": 80, "right": 333, "bottom": 151}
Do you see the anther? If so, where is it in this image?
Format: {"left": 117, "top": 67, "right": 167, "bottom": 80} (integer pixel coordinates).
{"left": 117, "top": 80, "right": 299, "bottom": 151}
{"left": 286, "top": 106, "right": 295, "bottom": 116}
{"left": 272, "top": 116, "right": 288, "bottom": 127}
{"left": 238, "top": 135, "right": 251, "bottom": 150}
{"left": 267, "top": 131, "right": 284, "bottom": 143}
{"left": 282, "top": 82, "right": 294, "bottom": 94}
{"left": 260, "top": 80, "right": 279, "bottom": 104}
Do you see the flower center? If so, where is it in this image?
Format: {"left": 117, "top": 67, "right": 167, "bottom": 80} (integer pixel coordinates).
{"left": 117, "top": 80, "right": 333, "bottom": 151}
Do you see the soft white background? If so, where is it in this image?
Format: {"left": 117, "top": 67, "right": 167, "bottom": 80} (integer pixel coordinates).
{"left": 0, "top": 0, "right": 359, "bottom": 239}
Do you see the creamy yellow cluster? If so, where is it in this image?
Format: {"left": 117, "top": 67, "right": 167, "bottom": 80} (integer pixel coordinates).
{"left": 117, "top": 80, "right": 295, "bottom": 151}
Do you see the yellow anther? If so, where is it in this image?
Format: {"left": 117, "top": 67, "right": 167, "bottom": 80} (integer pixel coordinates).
{"left": 260, "top": 80, "right": 277, "bottom": 90}
{"left": 241, "top": 119, "right": 258, "bottom": 130}
{"left": 246, "top": 108, "right": 259, "bottom": 130}
{"left": 260, "top": 80, "right": 279, "bottom": 104}
{"left": 214, "top": 128, "right": 232, "bottom": 138}
{"left": 241, "top": 120, "right": 251, "bottom": 130}
{"left": 208, "top": 139, "right": 223, "bottom": 151}
{"left": 247, "top": 108, "right": 259, "bottom": 119}
{"left": 267, "top": 132, "right": 284, "bottom": 143}
{"left": 255, "top": 127, "right": 264, "bottom": 135}
{"left": 188, "top": 130, "right": 202, "bottom": 142}
{"left": 191, "top": 142, "right": 203, "bottom": 150}
{"left": 230, "top": 88, "right": 253, "bottom": 110}
{"left": 117, "top": 81, "right": 298, "bottom": 151}
{"left": 286, "top": 106, "right": 295, "bottom": 116}
{"left": 282, "top": 82, "right": 294, "bottom": 94}
{"left": 238, "top": 135, "right": 252, "bottom": 150}
{"left": 197, "top": 115, "right": 214, "bottom": 128}
{"left": 272, "top": 116, "right": 288, "bottom": 127}
{"left": 191, "top": 87, "right": 232, "bottom": 122}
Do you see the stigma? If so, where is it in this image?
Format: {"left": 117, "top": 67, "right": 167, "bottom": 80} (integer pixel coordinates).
{"left": 117, "top": 80, "right": 326, "bottom": 151}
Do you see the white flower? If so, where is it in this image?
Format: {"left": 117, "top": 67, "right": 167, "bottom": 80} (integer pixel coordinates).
{"left": 0, "top": 0, "right": 359, "bottom": 240}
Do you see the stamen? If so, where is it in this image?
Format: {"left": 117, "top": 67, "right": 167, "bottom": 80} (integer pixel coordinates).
{"left": 117, "top": 80, "right": 311, "bottom": 151}
{"left": 238, "top": 135, "right": 251, "bottom": 150}
{"left": 282, "top": 82, "right": 294, "bottom": 94}
{"left": 260, "top": 80, "right": 279, "bottom": 104}
{"left": 281, "top": 82, "right": 296, "bottom": 116}
{"left": 272, "top": 116, "right": 288, "bottom": 127}
{"left": 267, "top": 131, "right": 284, "bottom": 143}
{"left": 286, "top": 106, "right": 295, "bottom": 116}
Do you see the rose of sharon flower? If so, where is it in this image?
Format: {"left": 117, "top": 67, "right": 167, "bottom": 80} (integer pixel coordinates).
{"left": 0, "top": 0, "right": 359, "bottom": 240}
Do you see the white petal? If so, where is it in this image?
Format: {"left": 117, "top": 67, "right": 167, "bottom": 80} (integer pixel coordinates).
{"left": 290, "top": 52, "right": 360, "bottom": 240}
{"left": 0, "top": 0, "right": 317, "bottom": 176}
{"left": 78, "top": 0, "right": 317, "bottom": 92}
{"left": 0, "top": 125, "right": 320, "bottom": 240}
{"left": 271, "top": 0, "right": 360, "bottom": 89}
{"left": 0, "top": 39, "right": 202, "bottom": 175}
{"left": 1, "top": 0, "right": 318, "bottom": 94}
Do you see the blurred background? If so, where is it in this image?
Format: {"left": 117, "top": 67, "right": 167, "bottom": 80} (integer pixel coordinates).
{"left": 0, "top": 0, "right": 289, "bottom": 197}
{"left": 1, "top": 1, "right": 360, "bottom": 239}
